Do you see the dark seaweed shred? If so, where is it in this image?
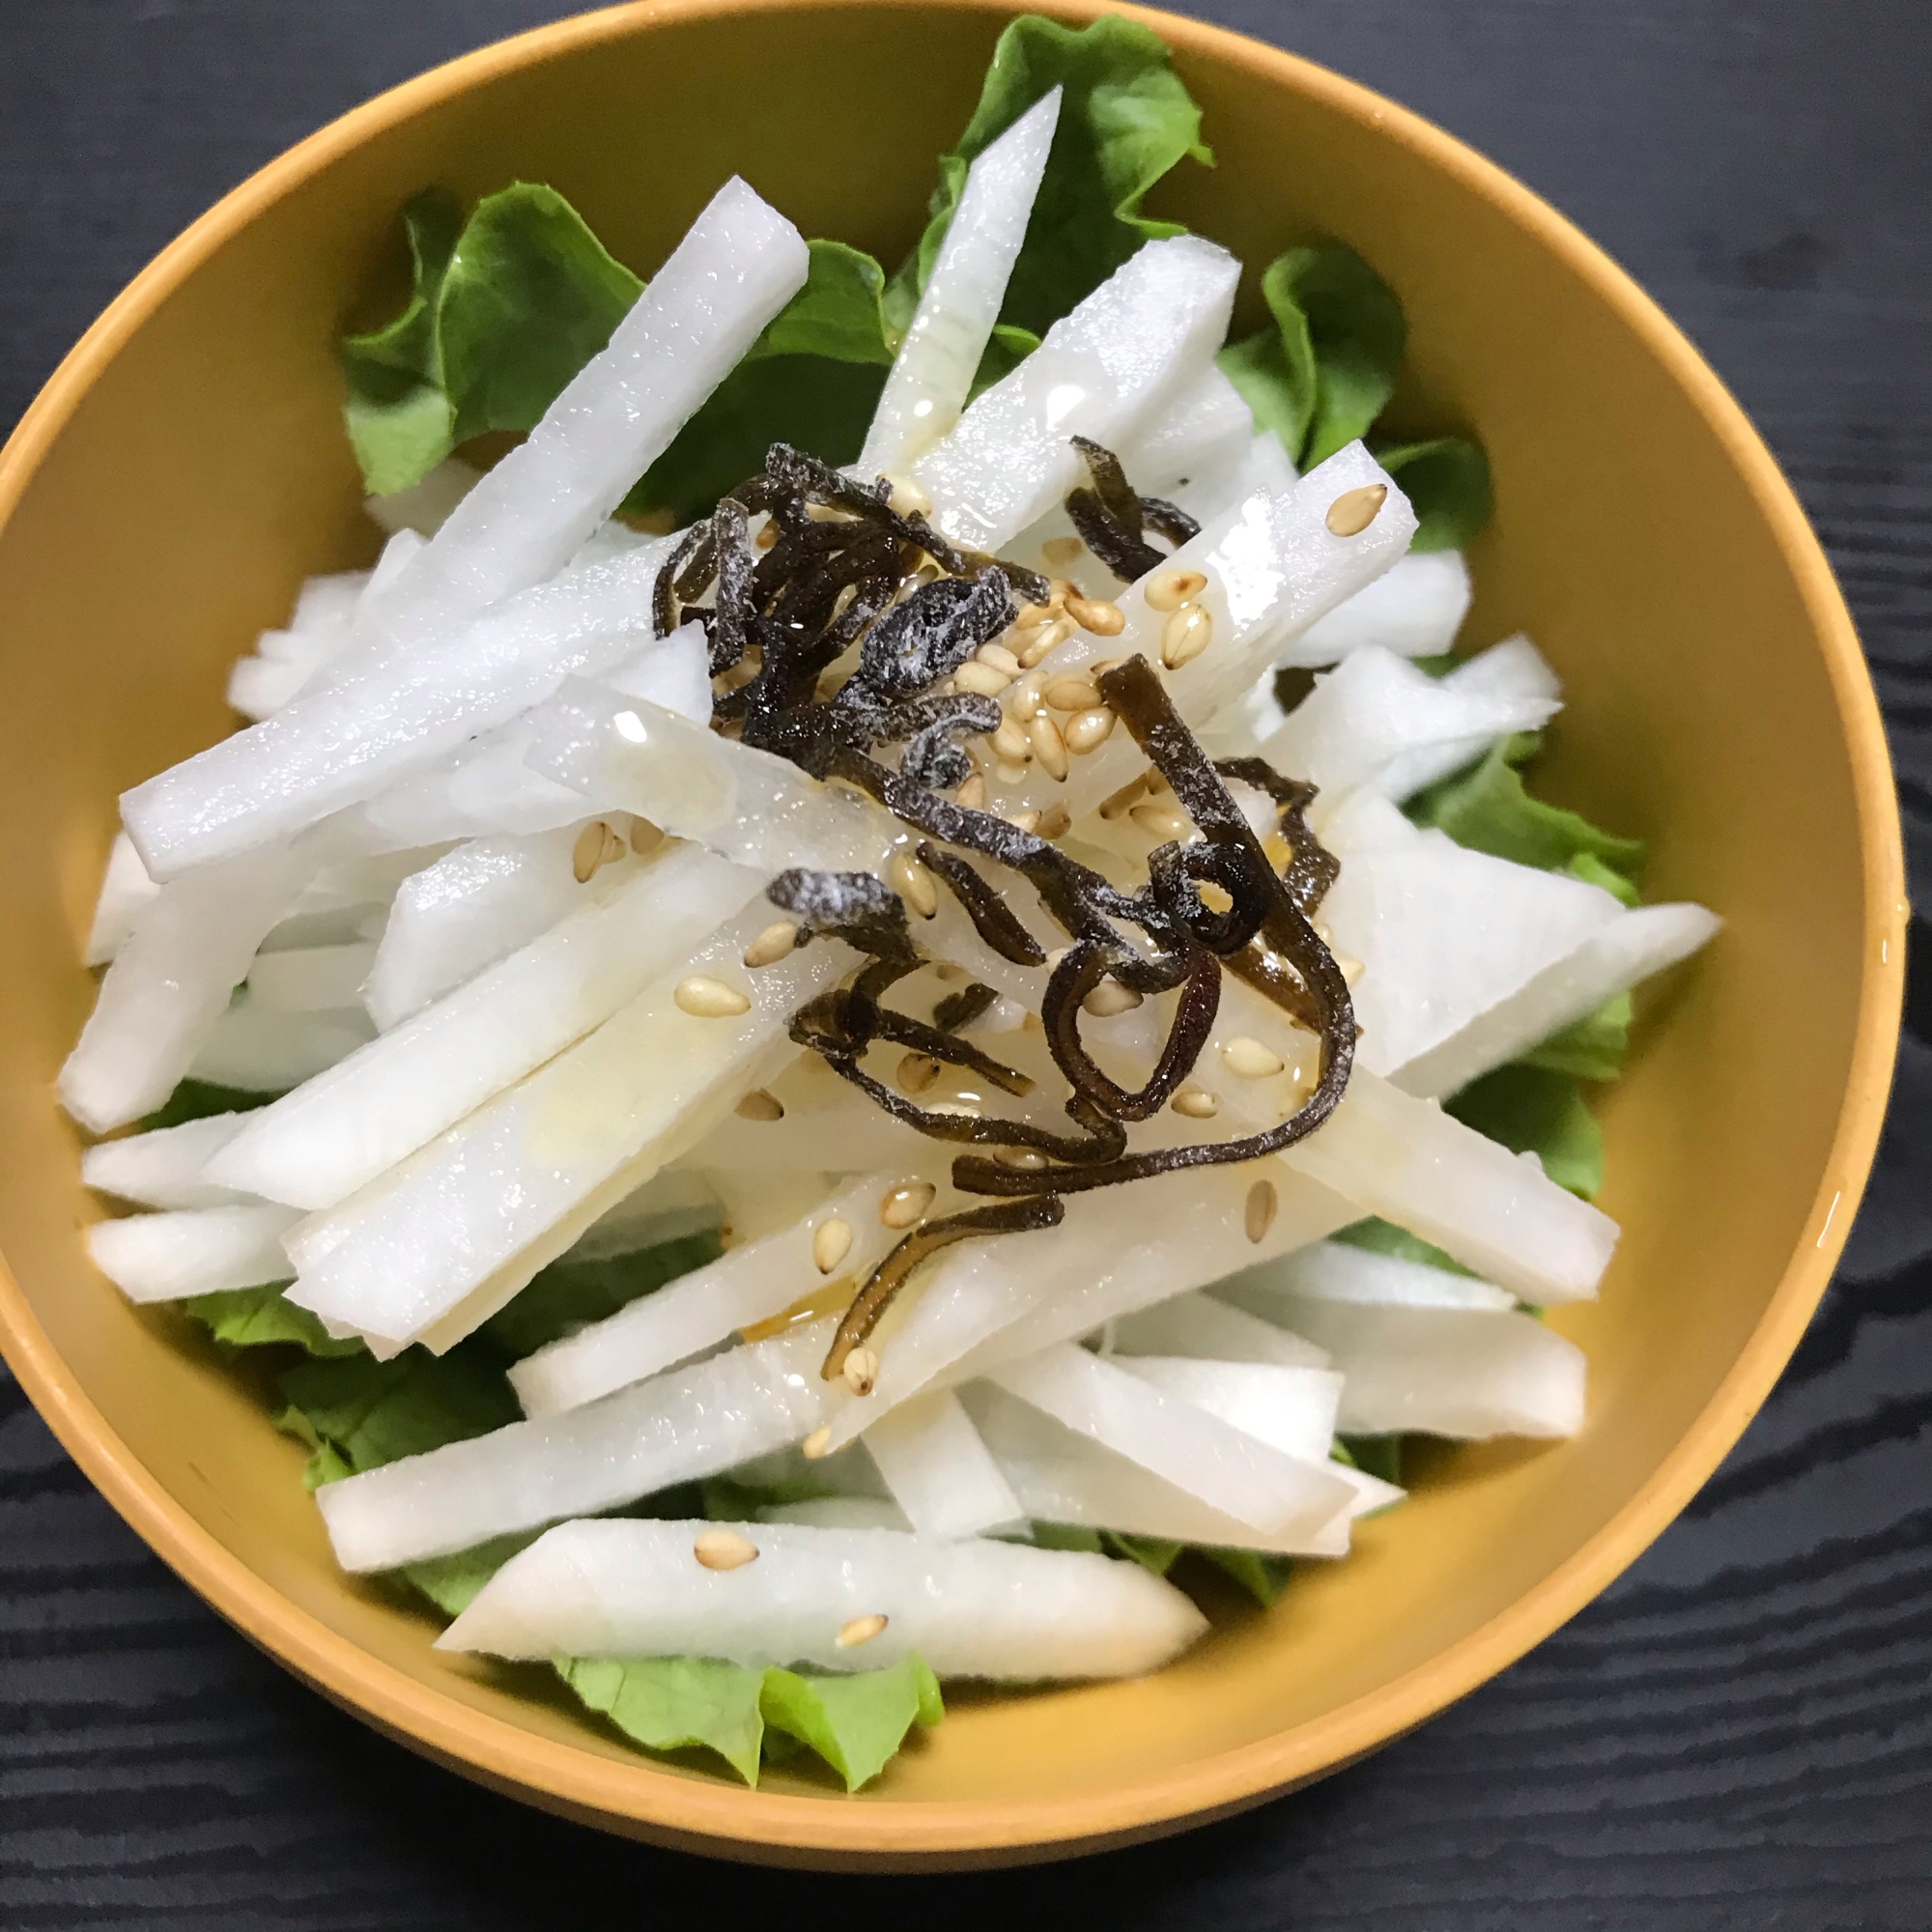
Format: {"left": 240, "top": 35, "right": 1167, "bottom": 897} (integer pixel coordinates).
{"left": 675, "top": 441, "right": 1351, "bottom": 1376}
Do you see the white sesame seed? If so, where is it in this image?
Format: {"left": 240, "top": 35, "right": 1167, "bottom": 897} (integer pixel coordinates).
{"left": 1171, "top": 1085, "right": 1220, "bottom": 1120}
{"left": 1129, "top": 803, "right": 1191, "bottom": 841}
{"left": 1245, "top": 1179, "right": 1279, "bottom": 1244}
{"left": 1063, "top": 706, "right": 1115, "bottom": 753}
{"left": 1144, "top": 567, "right": 1208, "bottom": 612}
{"left": 812, "top": 1216, "right": 854, "bottom": 1274}
{"left": 954, "top": 660, "right": 1013, "bottom": 697}
{"left": 884, "top": 473, "right": 933, "bottom": 518}
{"left": 896, "top": 1052, "right": 941, "bottom": 1095}
{"left": 837, "top": 1612, "right": 889, "bottom": 1648}
{"left": 1221, "top": 1036, "right": 1285, "bottom": 1079}
{"left": 802, "top": 1427, "right": 833, "bottom": 1460}
{"left": 628, "top": 815, "right": 666, "bottom": 855}
{"left": 880, "top": 1180, "right": 937, "bottom": 1229}
{"left": 889, "top": 850, "right": 939, "bottom": 919}
{"left": 741, "top": 921, "right": 799, "bottom": 968}
{"left": 1325, "top": 483, "right": 1388, "bottom": 536}
{"left": 991, "top": 716, "right": 1033, "bottom": 765}
{"left": 674, "top": 975, "right": 752, "bottom": 1018}
{"left": 1030, "top": 712, "right": 1069, "bottom": 781}
{"left": 841, "top": 1347, "right": 880, "bottom": 1397}
{"left": 735, "top": 1089, "right": 784, "bottom": 1122}
{"left": 1160, "top": 603, "right": 1213, "bottom": 668}
{"left": 1044, "top": 676, "right": 1103, "bottom": 713}
{"left": 1081, "top": 980, "right": 1143, "bottom": 1017}
{"left": 694, "top": 1528, "right": 760, "bottom": 1572}
{"left": 1041, "top": 536, "right": 1085, "bottom": 569}
{"left": 572, "top": 819, "right": 624, "bottom": 884}
{"left": 1034, "top": 803, "right": 1072, "bottom": 838}
{"left": 1065, "top": 593, "right": 1126, "bottom": 637}
{"left": 977, "top": 641, "right": 1022, "bottom": 676}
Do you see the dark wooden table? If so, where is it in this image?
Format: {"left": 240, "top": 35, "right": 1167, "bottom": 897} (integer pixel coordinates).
{"left": 3, "top": 3, "right": 1928, "bottom": 1924}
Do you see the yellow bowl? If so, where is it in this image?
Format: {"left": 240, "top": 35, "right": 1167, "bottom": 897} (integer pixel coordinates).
{"left": 0, "top": 0, "right": 1905, "bottom": 1868}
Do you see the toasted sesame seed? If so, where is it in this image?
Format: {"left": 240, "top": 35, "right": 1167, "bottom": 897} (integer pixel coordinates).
{"left": 1325, "top": 482, "right": 1388, "bottom": 536}
{"left": 842, "top": 1347, "right": 880, "bottom": 1396}
{"left": 884, "top": 473, "right": 933, "bottom": 518}
{"left": 1014, "top": 600, "right": 1058, "bottom": 628}
{"left": 735, "top": 1088, "right": 785, "bottom": 1122}
{"left": 1244, "top": 1179, "right": 1279, "bottom": 1244}
{"left": 1044, "top": 676, "right": 1104, "bottom": 713}
{"left": 1034, "top": 803, "right": 1072, "bottom": 838}
{"left": 812, "top": 1216, "right": 854, "bottom": 1274}
{"left": 896, "top": 1052, "right": 941, "bottom": 1095}
{"left": 1015, "top": 614, "right": 1076, "bottom": 667}
{"left": 957, "top": 773, "right": 987, "bottom": 809}
{"left": 742, "top": 921, "right": 800, "bottom": 968}
{"left": 1221, "top": 1036, "right": 1285, "bottom": 1079}
{"left": 1063, "top": 706, "right": 1116, "bottom": 754}
{"left": 675, "top": 975, "right": 752, "bottom": 1018}
{"left": 1022, "top": 1009, "right": 1045, "bottom": 1034}
{"left": 837, "top": 1612, "right": 889, "bottom": 1648}
{"left": 991, "top": 716, "right": 1033, "bottom": 764}
{"left": 996, "top": 1146, "right": 1050, "bottom": 1171}
{"left": 1171, "top": 1085, "right": 1220, "bottom": 1120}
{"left": 881, "top": 1180, "right": 937, "bottom": 1229}
{"left": 995, "top": 760, "right": 1030, "bottom": 784}
{"left": 1082, "top": 980, "right": 1143, "bottom": 1017}
{"left": 890, "top": 850, "right": 939, "bottom": 919}
{"left": 1129, "top": 803, "right": 1191, "bottom": 841}
{"left": 694, "top": 1528, "right": 760, "bottom": 1571}
{"left": 1098, "top": 773, "right": 1151, "bottom": 820}
{"left": 955, "top": 659, "right": 1013, "bottom": 697}
{"left": 1065, "top": 593, "right": 1126, "bottom": 637}
{"left": 1160, "top": 603, "right": 1213, "bottom": 668}
{"left": 572, "top": 819, "right": 623, "bottom": 884}
{"left": 978, "top": 641, "right": 1022, "bottom": 676}
{"left": 933, "top": 962, "right": 967, "bottom": 981}
{"left": 1047, "top": 577, "right": 1079, "bottom": 608}
{"left": 1088, "top": 656, "right": 1128, "bottom": 679}
{"left": 1030, "top": 713, "right": 1069, "bottom": 781}
{"left": 1335, "top": 952, "right": 1365, "bottom": 984}
{"left": 1006, "top": 807, "right": 1042, "bottom": 834}
{"left": 1145, "top": 568, "right": 1208, "bottom": 612}
{"left": 802, "top": 1427, "right": 833, "bottom": 1460}
{"left": 629, "top": 815, "right": 666, "bottom": 855}
{"left": 1041, "top": 536, "right": 1085, "bottom": 569}
{"left": 805, "top": 500, "right": 857, "bottom": 524}
{"left": 754, "top": 520, "right": 781, "bottom": 550}
{"left": 1009, "top": 681, "right": 1044, "bottom": 722}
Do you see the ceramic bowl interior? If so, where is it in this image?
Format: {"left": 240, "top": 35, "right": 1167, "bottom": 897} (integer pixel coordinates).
{"left": 0, "top": 0, "right": 1903, "bottom": 1867}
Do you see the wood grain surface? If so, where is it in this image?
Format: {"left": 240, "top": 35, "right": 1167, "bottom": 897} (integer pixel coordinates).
{"left": 3, "top": 1, "right": 1927, "bottom": 1923}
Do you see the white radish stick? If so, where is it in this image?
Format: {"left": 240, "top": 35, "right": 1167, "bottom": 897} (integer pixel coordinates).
{"left": 83, "top": 830, "right": 161, "bottom": 967}
{"left": 911, "top": 235, "right": 1241, "bottom": 553}
{"left": 208, "top": 847, "right": 759, "bottom": 1212}
{"left": 984, "top": 1344, "right": 1355, "bottom": 1538}
{"left": 281, "top": 903, "right": 855, "bottom": 1349}
{"left": 963, "top": 1381, "right": 1385, "bottom": 1556}
{"left": 81, "top": 1113, "right": 259, "bottom": 1210}
{"left": 1236, "top": 1238, "right": 1516, "bottom": 1311}
{"left": 1255, "top": 642, "right": 1560, "bottom": 805}
{"left": 758, "top": 1496, "right": 912, "bottom": 1531}
{"left": 1395, "top": 901, "right": 1722, "bottom": 1102}
{"left": 1119, "top": 363, "right": 1256, "bottom": 497}
{"left": 343, "top": 180, "right": 807, "bottom": 669}
{"left": 1376, "top": 635, "right": 1563, "bottom": 798}
{"left": 1005, "top": 443, "right": 1416, "bottom": 825}
{"left": 509, "top": 1169, "right": 915, "bottom": 1416}
{"left": 84, "top": 1204, "right": 300, "bottom": 1303}
{"left": 316, "top": 1321, "right": 841, "bottom": 1573}
{"left": 1315, "top": 785, "right": 1626, "bottom": 1077}
{"left": 858, "top": 88, "right": 1062, "bottom": 477}
{"left": 859, "top": 1389, "right": 1025, "bottom": 1539}
{"left": 1105, "top": 1291, "right": 1331, "bottom": 1369}
{"left": 1279, "top": 546, "right": 1473, "bottom": 668}
{"left": 60, "top": 837, "right": 330, "bottom": 1131}
{"left": 677, "top": 1059, "right": 935, "bottom": 1175}
{"left": 244, "top": 942, "right": 377, "bottom": 1013}
{"left": 565, "top": 1168, "right": 724, "bottom": 1261}
{"left": 437, "top": 1515, "right": 1207, "bottom": 1681}
{"left": 1110, "top": 1357, "right": 1344, "bottom": 1467}
{"left": 187, "top": 999, "right": 376, "bottom": 1093}
{"left": 121, "top": 537, "right": 676, "bottom": 881}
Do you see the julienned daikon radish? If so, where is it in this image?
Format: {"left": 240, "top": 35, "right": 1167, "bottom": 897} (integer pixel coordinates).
{"left": 859, "top": 1389, "right": 1025, "bottom": 1539}
{"left": 361, "top": 826, "right": 647, "bottom": 1030}
{"left": 509, "top": 1170, "right": 913, "bottom": 1416}
{"left": 208, "top": 845, "right": 759, "bottom": 1212}
{"left": 1395, "top": 901, "right": 1722, "bottom": 1102}
{"left": 912, "top": 236, "right": 1241, "bottom": 552}
{"left": 121, "top": 536, "right": 677, "bottom": 881}
{"left": 244, "top": 942, "right": 377, "bottom": 1013}
{"left": 1245, "top": 1238, "right": 1516, "bottom": 1311}
{"left": 1111, "top": 1357, "right": 1344, "bottom": 1466}
{"left": 1122, "top": 363, "right": 1256, "bottom": 496}
{"left": 961, "top": 1382, "right": 1367, "bottom": 1557}
{"left": 858, "top": 88, "right": 1062, "bottom": 477}
{"left": 339, "top": 180, "right": 808, "bottom": 672}
{"left": 83, "top": 832, "right": 160, "bottom": 967}
{"left": 1376, "top": 636, "right": 1563, "bottom": 800}
{"left": 187, "top": 997, "right": 377, "bottom": 1093}
{"left": 317, "top": 1321, "right": 840, "bottom": 1572}
{"left": 60, "top": 834, "right": 333, "bottom": 1131}
{"left": 1316, "top": 784, "right": 1626, "bottom": 1077}
{"left": 1223, "top": 1287, "right": 1587, "bottom": 1439}
{"left": 282, "top": 902, "right": 856, "bottom": 1348}
{"left": 1255, "top": 642, "right": 1561, "bottom": 805}
{"left": 438, "top": 1516, "right": 1207, "bottom": 1680}
{"left": 1279, "top": 546, "right": 1473, "bottom": 668}
{"left": 817, "top": 1161, "right": 1356, "bottom": 1453}
{"left": 677, "top": 1055, "right": 934, "bottom": 1175}
{"left": 984, "top": 1344, "right": 1355, "bottom": 1538}
{"left": 1105, "top": 1291, "right": 1331, "bottom": 1369}
{"left": 999, "top": 442, "right": 1416, "bottom": 825}
{"left": 564, "top": 1168, "right": 724, "bottom": 1261}
{"left": 84, "top": 1204, "right": 301, "bottom": 1303}
{"left": 759, "top": 1496, "right": 913, "bottom": 1531}
{"left": 81, "top": 1113, "right": 258, "bottom": 1210}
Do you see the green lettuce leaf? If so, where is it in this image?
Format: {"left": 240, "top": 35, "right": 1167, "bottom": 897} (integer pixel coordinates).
{"left": 1376, "top": 435, "right": 1492, "bottom": 554}
{"left": 1520, "top": 991, "right": 1632, "bottom": 1083}
{"left": 1198, "top": 1547, "right": 1295, "bottom": 1607}
{"left": 1446, "top": 1064, "right": 1604, "bottom": 1199}
{"left": 1330, "top": 1216, "right": 1477, "bottom": 1278}
{"left": 138, "top": 1079, "right": 280, "bottom": 1132}
{"left": 760, "top": 1654, "right": 945, "bottom": 1792}
{"left": 1336, "top": 1435, "right": 1404, "bottom": 1487}
{"left": 272, "top": 1342, "right": 519, "bottom": 1489}
{"left": 400, "top": 1532, "right": 545, "bottom": 1617}
{"left": 477, "top": 1228, "right": 724, "bottom": 1360}
{"left": 184, "top": 1282, "right": 364, "bottom": 1358}
{"left": 1030, "top": 1521, "right": 1105, "bottom": 1553}
{"left": 1104, "top": 1531, "right": 1184, "bottom": 1577}
{"left": 891, "top": 13, "right": 1212, "bottom": 341}
{"left": 1217, "top": 245, "right": 1406, "bottom": 468}
{"left": 1406, "top": 732, "right": 1646, "bottom": 895}
{"left": 559, "top": 1656, "right": 769, "bottom": 1786}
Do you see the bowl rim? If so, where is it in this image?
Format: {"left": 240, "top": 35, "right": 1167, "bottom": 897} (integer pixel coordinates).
{"left": 0, "top": 0, "right": 1907, "bottom": 1867}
